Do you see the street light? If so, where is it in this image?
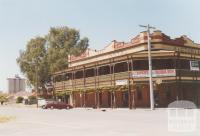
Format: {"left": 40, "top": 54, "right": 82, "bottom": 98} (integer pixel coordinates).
{"left": 139, "top": 24, "right": 156, "bottom": 110}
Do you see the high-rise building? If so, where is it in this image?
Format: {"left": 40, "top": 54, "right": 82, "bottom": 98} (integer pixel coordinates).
{"left": 7, "top": 75, "right": 26, "bottom": 94}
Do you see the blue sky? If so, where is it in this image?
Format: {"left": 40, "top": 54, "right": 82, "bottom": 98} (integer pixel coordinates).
{"left": 0, "top": 0, "right": 200, "bottom": 92}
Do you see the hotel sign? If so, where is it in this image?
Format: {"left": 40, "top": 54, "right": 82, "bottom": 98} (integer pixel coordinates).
{"left": 190, "top": 61, "right": 199, "bottom": 71}
{"left": 115, "top": 79, "right": 128, "bottom": 85}
{"left": 131, "top": 69, "right": 176, "bottom": 78}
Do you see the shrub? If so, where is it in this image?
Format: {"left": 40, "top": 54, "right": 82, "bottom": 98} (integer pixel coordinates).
{"left": 28, "top": 95, "right": 36, "bottom": 101}
{"left": 16, "top": 96, "right": 24, "bottom": 103}
{"left": 0, "top": 94, "right": 8, "bottom": 104}
{"left": 28, "top": 95, "right": 37, "bottom": 105}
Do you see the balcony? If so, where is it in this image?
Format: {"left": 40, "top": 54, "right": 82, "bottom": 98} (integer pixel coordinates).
{"left": 54, "top": 69, "right": 200, "bottom": 91}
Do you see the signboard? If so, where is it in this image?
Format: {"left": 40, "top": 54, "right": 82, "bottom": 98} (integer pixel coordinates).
{"left": 190, "top": 61, "right": 199, "bottom": 71}
{"left": 115, "top": 79, "right": 128, "bottom": 85}
{"left": 131, "top": 69, "right": 176, "bottom": 78}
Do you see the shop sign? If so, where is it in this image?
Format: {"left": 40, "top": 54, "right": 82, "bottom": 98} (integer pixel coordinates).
{"left": 115, "top": 79, "right": 128, "bottom": 85}
{"left": 131, "top": 69, "right": 176, "bottom": 78}
{"left": 190, "top": 61, "right": 199, "bottom": 71}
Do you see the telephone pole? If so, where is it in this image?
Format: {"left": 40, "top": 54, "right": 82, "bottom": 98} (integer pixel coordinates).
{"left": 139, "top": 24, "right": 156, "bottom": 110}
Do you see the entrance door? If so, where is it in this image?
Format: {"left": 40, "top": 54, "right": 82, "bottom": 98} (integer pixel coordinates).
{"left": 123, "top": 91, "right": 129, "bottom": 107}
{"left": 65, "top": 95, "right": 69, "bottom": 104}
{"left": 154, "top": 90, "right": 159, "bottom": 107}
{"left": 108, "top": 92, "right": 111, "bottom": 107}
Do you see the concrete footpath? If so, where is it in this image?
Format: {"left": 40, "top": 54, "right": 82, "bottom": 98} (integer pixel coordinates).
{"left": 0, "top": 107, "right": 200, "bottom": 136}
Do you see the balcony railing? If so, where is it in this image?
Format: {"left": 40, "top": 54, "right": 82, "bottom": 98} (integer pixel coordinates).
{"left": 54, "top": 69, "right": 200, "bottom": 91}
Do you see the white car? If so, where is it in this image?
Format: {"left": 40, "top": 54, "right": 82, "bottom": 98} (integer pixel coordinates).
{"left": 37, "top": 98, "right": 47, "bottom": 107}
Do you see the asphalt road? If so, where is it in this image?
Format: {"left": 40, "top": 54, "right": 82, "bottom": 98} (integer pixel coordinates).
{"left": 0, "top": 106, "right": 200, "bottom": 136}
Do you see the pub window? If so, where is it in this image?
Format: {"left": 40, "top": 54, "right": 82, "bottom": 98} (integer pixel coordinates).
{"left": 54, "top": 76, "right": 58, "bottom": 82}
{"left": 152, "top": 59, "right": 174, "bottom": 70}
{"left": 114, "top": 62, "right": 128, "bottom": 73}
{"left": 133, "top": 60, "right": 148, "bottom": 70}
{"left": 180, "top": 59, "right": 190, "bottom": 70}
{"left": 86, "top": 68, "right": 95, "bottom": 77}
{"left": 75, "top": 70, "right": 83, "bottom": 79}
{"left": 129, "top": 61, "right": 133, "bottom": 71}
{"left": 61, "top": 74, "right": 65, "bottom": 81}
{"left": 64, "top": 73, "right": 72, "bottom": 80}
{"left": 99, "top": 65, "right": 110, "bottom": 75}
{"left": 55, "top": 75, "right": 62, "bottom": 82}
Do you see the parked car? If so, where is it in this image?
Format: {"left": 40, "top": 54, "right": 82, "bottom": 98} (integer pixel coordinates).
{"left": 38, "top": 98, "right": 46, "bottom": 107}
{"left": 42, "top": 101, "right": 73, "bottom": 109}
{"left": 38, "top": 98, "right": 54, "bottom": 107}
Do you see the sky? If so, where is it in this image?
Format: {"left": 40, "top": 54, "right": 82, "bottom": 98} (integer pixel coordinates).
{"left": 0, "top": 0, "right": 200, "bottom": 92}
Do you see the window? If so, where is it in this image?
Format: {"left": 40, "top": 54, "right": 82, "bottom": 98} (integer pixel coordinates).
{"left": 64, "top": 73, "right": 72, "bottom": 80}
{"left": 55, "top": 75, "right": 63, "bottom": 82}
{"left": 152, "top": 59, "right": 174, "bottom": 69}
{"left": 98, "top": 65, "right": 110, "bottom": 75}
{"left": 75, "top": 70, "right": 83, "bottom": 79}
{"left": 133, "top": 59, "right": 175, "bottom": 70}
{"left": 114, "top": 62, "right": 128, "bottom": 73}
{"left": 133, "top": 60, "right": 148, "bottom": 70}
{"left": 85, "top": 68, "right": 95, "bottom": 77}
{"left": 180, "top": 59, "right": 190, "bottom": 70}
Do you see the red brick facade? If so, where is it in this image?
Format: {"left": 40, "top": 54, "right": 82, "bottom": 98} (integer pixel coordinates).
{"left": 54, "top": 30, "right": 200, "bottom": 109}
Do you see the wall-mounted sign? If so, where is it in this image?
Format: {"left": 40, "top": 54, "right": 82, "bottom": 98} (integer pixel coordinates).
{"left": 115, "top": 79, "right": 128, "bottom": 85}
{"left": 131, "top": 69, "right": 176, "bottom": 78}
{"left": 190, "top": 61, "right": 199, "bottom": 71}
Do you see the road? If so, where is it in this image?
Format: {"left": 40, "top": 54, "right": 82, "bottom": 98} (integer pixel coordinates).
{"left": 0, "top": 106, "right": 200, "bottom": 136}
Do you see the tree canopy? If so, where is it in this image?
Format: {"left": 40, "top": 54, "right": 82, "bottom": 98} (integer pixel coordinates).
{"left": 47, "top": 27, "right": 89, "bottom": 73}
{"left": 17, "top": 26, "right": 89, "bottom": 89}
{"left": 0, "top": 93, "right": 8, "bottom": 103}
{"left": 17, "top": 37, "right": 48, "bottom": 88}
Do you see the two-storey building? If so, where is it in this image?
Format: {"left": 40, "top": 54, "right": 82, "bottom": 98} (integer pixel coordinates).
{"left": 53, "top": 30, "right": 200, "bottom": 108}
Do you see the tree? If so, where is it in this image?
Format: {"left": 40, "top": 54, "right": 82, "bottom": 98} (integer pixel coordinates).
{"left": 0, "top": 93, "right": 8, "bottom": 105}
{"left": 17, "top": 37, "right": 50, "bottom": 89}
{"left": 16, "top": 96, "right": 24, "bottom": 103}
{"left": 17, "top": 26, "right": 89, "bottom": 90}
{"left": 47, "top": 26, "right": 89, "bottom": 73}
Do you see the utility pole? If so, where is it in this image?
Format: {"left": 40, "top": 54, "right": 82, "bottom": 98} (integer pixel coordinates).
{"left": 139, "top": 24, "right": 156, "bottom": 110}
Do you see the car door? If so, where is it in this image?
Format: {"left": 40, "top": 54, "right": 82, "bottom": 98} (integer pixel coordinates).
{"left": 60, "top": 102, "right": 66, "bottom": 109}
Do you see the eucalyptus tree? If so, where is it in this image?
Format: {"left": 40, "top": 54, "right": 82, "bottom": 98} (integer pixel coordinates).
{"left": 17, "top": 26, "right": 89, "bottom": 90}
{"left": 17, "top": 37, "right": 50, "bottom": 89}
{"left": 47, "top": 26, "right": 89, "bottom": 73}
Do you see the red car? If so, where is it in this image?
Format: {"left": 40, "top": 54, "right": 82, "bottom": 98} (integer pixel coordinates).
{"left": 42, "top": 101, "right": 73, "bottom": 109}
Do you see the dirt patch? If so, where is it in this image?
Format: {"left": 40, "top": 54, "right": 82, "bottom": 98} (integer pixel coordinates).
{"left": 0, "top": 116, "right": 15, "bottom": 123}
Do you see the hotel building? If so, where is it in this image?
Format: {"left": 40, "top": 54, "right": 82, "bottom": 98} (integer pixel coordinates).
{"left": 53, "top": 30, "right": 200, "bottom": 108}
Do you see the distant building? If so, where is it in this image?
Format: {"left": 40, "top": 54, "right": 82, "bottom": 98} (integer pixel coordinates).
{"left": 7, "top": 75, "right": 26, "bottom": 94}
